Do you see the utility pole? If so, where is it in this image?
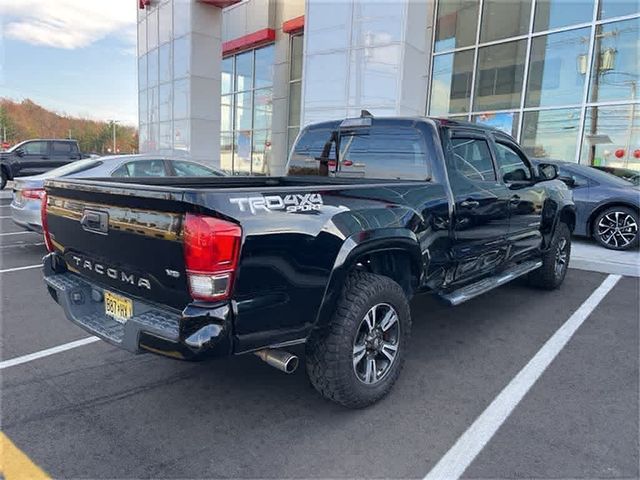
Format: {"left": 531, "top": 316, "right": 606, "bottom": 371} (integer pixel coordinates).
{"left": 109, "top": 120, "right": 120, "bottom": 153}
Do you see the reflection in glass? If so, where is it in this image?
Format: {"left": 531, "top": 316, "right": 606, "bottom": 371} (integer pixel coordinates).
{"left": 252, "top": 130, "right": 272, "bottom": 175}
{"left": 434, "top": 0, "right": 479, "bottom": 51}
{"left": 139, "top": 89, "right": 148, "bottom": 125}
{"left": 581, "top": 105, "right": 640, "bottom": 168}
{"left": 147, "top": 48, "right": 159, "bottom": 88}
{"left": 222, "top": 57, "right": 233, "bottom": 94}
{"left": 255, "top": 45, "right": 274, "bottom": 88}
{"left": 589, "top": 18, "right": 640, "bottom": 104}
{"left": 158, "top": 1, "right": 172, "bottom": 45}
{"left": 253, "top": 88, "right": 272, "bottom": 130}
{"left": 148, "top": 86, "right": 159, "bottom": 125}
{"left": 526, "top": 28, "right": 590, "bottom": 108}
{"left": 221, "top": 94, "right": 233, "bottom": 131}
{"left": 234, "top": 130, "right": 252, "bottom": 174}
{"left": 220, "top": 132, "right": 233, "bottom": 172}
{"left": 480, "top": 0, "right": 532, "bottom": 43}
{"left": 173, "top": 119, "right": 189, "bottom": 151}
{"left": 290, "top": 35, "right": 304, "bottom": 81}
{"left": 522, "top": 108, "right": 581, "bottom": 161}
{"left": 234, "top": 91, "right": 252, "bottom": 131}
{"left": 159, "top": 121, "right": 172, "bottom": 149}
{"left": 304, "top": 51, "right": 348, "bottom": 109}
{"left": 599, "top": 0, "right": 640, "bottom": 19}
{"left": 472, "top": 112, "right": 520, "bottom": 137}
{"left": 534, "top": 0, "right": 593, "bottom": 31}
{"left": 173, "top": 35, "right": 189, "bottom": 79}
{"left": 159, "top": 83, "right": 172, "bottom": 122}
{"left": 159, "top": 43, "right": 172, "bottom": 84}
{"left": 430, "top": 50, "right": 473, "bottom": 114}
{"left": 289, "top": 82, "right": 301, "bottom": 126}
{"left": 148, "top": 8, "right": 158, "bottom": 50}
{"left": 348, "top": 45, "right": 400, "bottom": 107}
{"left": 173, "top": 78, "right": 189, "bottom": 119}
{"left": 138, "top": 54, "right": 147, "bottom": 91}
{"left": 235, "top": 51, "right": 253, "bottom": 92}
{"left": 474, "top": 40, "right": 527, "bottom": 111}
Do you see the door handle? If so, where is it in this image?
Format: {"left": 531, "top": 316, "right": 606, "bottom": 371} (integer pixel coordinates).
{"left": 41, "top": 156, "right": 49, "bottom": 159}
{"left": 509, "top": 195, "right": 521, "bottom": 205}
{"left": 460, "top": 199, "right": 480, "bottom": 208}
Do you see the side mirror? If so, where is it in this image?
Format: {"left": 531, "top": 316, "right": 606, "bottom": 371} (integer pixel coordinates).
{"left": 537, "top": 163, "right": 558, "bottom": 181}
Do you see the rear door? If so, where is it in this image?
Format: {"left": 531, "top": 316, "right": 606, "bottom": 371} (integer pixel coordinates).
{"left": 492, "top": 136, "right": 545, "bottom": 260}
{"left": 18, "top": 140, "right": 51, "bottom": 175}
{"left": 445, "top": 128, "right": 511, "bottom": 282}
{"left": 51, "top": 141, "right": 79, "bottom": 168}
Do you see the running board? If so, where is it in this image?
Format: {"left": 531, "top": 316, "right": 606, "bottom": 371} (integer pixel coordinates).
{"left": 440, "top": 260, "right": 543, "bottom": 306}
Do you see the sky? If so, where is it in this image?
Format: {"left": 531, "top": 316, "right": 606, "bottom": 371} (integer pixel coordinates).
{"left": 0, "top": 0, "right": 139, "bottom": 126}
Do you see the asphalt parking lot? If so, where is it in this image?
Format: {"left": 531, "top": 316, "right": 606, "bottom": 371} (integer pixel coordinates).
{"left": 1, "top": 190, "right": 638, "bottom": 479}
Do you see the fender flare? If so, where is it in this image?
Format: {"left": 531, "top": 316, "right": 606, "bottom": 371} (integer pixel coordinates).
{"left": 311, "top": 228, "right": 423, "bottom": 330}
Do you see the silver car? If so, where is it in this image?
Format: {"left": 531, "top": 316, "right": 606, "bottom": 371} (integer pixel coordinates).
{"left": 11, "top": 154, "right": 226, "bottom": 233}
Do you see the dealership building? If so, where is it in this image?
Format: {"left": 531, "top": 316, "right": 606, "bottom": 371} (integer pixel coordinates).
{"left": 137, "top": 0, "right": 640, "bottom": 175}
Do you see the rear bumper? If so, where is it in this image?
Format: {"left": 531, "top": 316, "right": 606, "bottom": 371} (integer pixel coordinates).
{"left": 10, "top": 198, "right": 42, "bottom": 233}
{"left": 43, "top": 253, "right": 232, "bottom": 360}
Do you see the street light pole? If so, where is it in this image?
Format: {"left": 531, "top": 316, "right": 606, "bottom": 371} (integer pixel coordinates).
{"left": 109, "top": 120, "right": 120, "bottom": 153}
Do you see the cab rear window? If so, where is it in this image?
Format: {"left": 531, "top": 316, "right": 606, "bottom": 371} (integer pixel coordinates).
{"left": 288, "top": 124, "right": 430, "bottom": 180}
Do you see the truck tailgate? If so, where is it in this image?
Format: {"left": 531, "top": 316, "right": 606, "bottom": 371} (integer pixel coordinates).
{"left": 45, "top": 179, "right": 194, "bottom": 310}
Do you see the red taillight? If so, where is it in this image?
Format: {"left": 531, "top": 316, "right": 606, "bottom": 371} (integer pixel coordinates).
{"left": 183, "top": 213, "right": 242, "bottom": 302}
{"left": 40, "top": 191, "right": 54, "bottom": 252}
{"left": 22, "top": 188, "right": 45, "bottom": 200}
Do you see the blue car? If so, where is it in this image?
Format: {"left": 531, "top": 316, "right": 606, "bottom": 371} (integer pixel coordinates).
{"left": 536, "top": 161, "right": 639, "bottom": 250}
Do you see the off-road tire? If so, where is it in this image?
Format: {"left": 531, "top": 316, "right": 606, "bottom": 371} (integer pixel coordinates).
{"left": 305, "top": 270, "right": 411, "bottom": 408}
{"left": 592, "top": 206, "right": 639, "bottom": 251}
{"left": 0, "top": 170, "right": 7, "bottom": 190}
{"left": 528, "top": 222, "right": 571, "bottom": 290}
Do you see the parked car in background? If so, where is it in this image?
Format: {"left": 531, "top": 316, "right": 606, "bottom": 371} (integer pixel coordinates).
{"left": 1, "top": 139, "right": 89, "bottom": 189}
{"left": 534, "top": 160, "right": 639, "bottom": 250}
{"left": 592, "top": 165, "right": 640, "bottom": 186}
{"left": 11, "top": 154, "right": 226, "bottom": 233}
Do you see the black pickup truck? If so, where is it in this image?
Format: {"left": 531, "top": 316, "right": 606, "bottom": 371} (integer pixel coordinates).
{"left": 1, "top": 139, "right": 88, "bottom": 189}
{"left": 41, "top": 115, "right": 575, "bottom": 408}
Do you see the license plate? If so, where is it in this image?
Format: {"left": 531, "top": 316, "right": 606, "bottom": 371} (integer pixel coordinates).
{"left": 104, "top": 290, "right": 133, "bottom": 324}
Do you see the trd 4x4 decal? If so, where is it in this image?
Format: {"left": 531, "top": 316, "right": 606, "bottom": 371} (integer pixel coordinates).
{"left": 229, "top": 193, "right": 323, "bottom": 214}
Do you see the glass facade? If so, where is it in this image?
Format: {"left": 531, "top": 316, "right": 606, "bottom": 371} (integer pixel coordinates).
{"left": 429, "top": 0, "right": 640, "bottom": 169}
{"left": 288, "top": 33, "right": 304, "bottom": 153}
{"left": 220, "top": 45, "right": 274, "bottom": 175}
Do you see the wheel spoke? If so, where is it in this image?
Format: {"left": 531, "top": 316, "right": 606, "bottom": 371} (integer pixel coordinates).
{"left": 381, "top": 342, "right": 398, "bottom": 362}
{"left": 364, "top": 310, "right": 375, "bottom": 332}
{"left": 365, "top": 357, "right": 377, "bottom": 384}
{"left": 353, "top": 343, "right": 366, "bottom": 367}
{"left": 379, "top": 309, "right": 398, "bottom": 332}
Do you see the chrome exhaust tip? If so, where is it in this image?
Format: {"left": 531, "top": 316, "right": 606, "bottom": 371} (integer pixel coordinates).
{"left": 254, "top": 349, "right": 299, "bottom": 374}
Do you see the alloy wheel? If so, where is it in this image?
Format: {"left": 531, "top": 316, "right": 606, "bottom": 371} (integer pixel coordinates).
{"left": 352, "top": 303, "right": 400, "bottom": 385}
{"left": 596, "top": 211, "right": 638, "bottom": 249}
{"left": 554, "top": 237, "right": 568, "bottom": 278}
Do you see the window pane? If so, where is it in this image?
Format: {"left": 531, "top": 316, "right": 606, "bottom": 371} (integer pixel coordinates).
{"left": 138, "top": 54, "right": 147, "bottom": 91}
{"left": 234, "top": 130, "right": 252, "bottom": 174}
{"left": 253, "top": 88, "right": 272, "bottom": 130}
{"left": 255, "top": 45, "right": 274, "bottom": 89}
{"left": 430, "top": 50, "right": 473, "bottom": 115}
{"left": 480, "top": 0, "right": 532, "bottom": 43}
{"left": 534, "top": 0, "right": 593, "bottom": 32}
{"left": 222, "top": 57, "right": 233, "bottom": 94}
{"left": 147, "top": 48, "right": 159, "bottom": 88}
{"left": 290, "top": 34, "right": 304, "bottom": 80}
{"left": 521, "top": 108, "right": 581, "bottom": 161}
{"left": 173, "top": 119, "right": 189, "bottom": 151}
{"left": 221, "top": 94, "right": 233, "bottom": 131}
{"left": 159, "top": 43, "right": 172, "bottom": 84}
{"left": 158, "top": 1, "right": 172, "bottom": 45}
{"left": 289, "top": 81, "right": 302, "bottom": 126}
{"left": 172, "top": 161, "right": 219, "bottom": 176}
{"left": 589, "top": 18, "right": 640, "bottom": 103}
{"left": 581, "top": 105, "right": 640, "bottom": 169}
{"left": 148, "top": 86, "right": 159, "bottom": 125}
{"left": 235, "top": 91, "right": 252, "bottom": 130}
{"left": 220, "top": 132, "right": 233, "bottom": 172}
{"left": 252, "top": 129, "right": 272, "bottom": 175}
{"left": 173, "top": 35, "right": 190, "bottom": 79}
{"left": 494, "top": 143, "right": 532, "bottom": 180}
{"left": 599, "top": 0, "right": 640, "bottom": 19}
{"left": 159, "top": 83, "right": 172, "bottom": 121}
{"left": 159, "top": 121, "right": 172, "bottom": 149}
{"left": 139, "top": 89, "right": 148, "bottom": 125}
{"left": 127, "top": 160, "right": 167, "bottom": 177}
{"left": 472, "top": 112, "right": 520, "bottom": 137}
{"left": 235, "top": 51, "right": 253, "bottom": 91}
{"left": 173, "top": 78, "right": 189, "bottom": 119}
{"left": 288, "top": 125, "right": 339, "bottom": 176}
{"left": 526, "top": 28, "right": 590, "bottom": 108}
{"left": 474, "top": 40, "right": 527, "bottom": 111}
{"left": 450, "top": 138, "right": 496, "bottom": 182}
{"left": 24, "top": 142, "right": 48, "bottom": 155}
{"left": 434, "top": 0, "right": 479, "bottom": 51}
{"left": 148, "top": 8, "right": 158, "bottom": 50}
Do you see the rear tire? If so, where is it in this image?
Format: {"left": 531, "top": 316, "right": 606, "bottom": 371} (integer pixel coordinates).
{"left": 592, "top": 206, "right": 639, "bottom": 251}
{"left": 305, "top": 270, "right": 411, "bottom": 408}
{"left": 0, "top": 170, "right": 6, "bottom": 190}
{"left": 528, "top": 222, "right": 571, "bottom": 290}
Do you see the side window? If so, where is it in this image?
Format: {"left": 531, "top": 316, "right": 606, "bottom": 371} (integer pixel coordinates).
{"left": 288, "top": 127, "right": 337, "bottom": 176}
{"left": 112, "top": 160, "right": 167, "bottom": 177}
{"left": 23, "top": 141, "right": 48, "bottom": 156}
{"left": 495, "top": 142, "right": 532, "bottom": 182}
{"left": 52, "top": 142, "right": 73, "bottom": 155}
{"left": 338, "top": 126, "right": 429, "bottom": 180}
{"left": 449, "top": 137, "right": 496, "bottom": 182}
{"left": 172, "top": 161, "right": 219, "bottom": 177}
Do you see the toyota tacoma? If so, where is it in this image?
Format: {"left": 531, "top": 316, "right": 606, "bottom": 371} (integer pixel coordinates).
{"left": 41, "top": 115, "right": 575, "bottom": 408}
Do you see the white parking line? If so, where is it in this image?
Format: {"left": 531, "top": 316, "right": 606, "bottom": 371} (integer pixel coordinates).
{"left": 0, "top": 264, "right": 41, "bottom": 273}
{"left": 424, "top": 273, "right": 621, "bottom": 480}
{"left": 0, "top": 231, "right": 35, "bottom": 236}
{"left": 0, "top": 337, "right": 100, "bottom": 370}
{"left": 0, "top": 216, "right": 12, "bottom": 219}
